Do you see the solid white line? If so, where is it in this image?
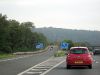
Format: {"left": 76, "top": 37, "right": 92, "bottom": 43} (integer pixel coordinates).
{"left": 40, "top": 59, "right": 65, "bottom": 75}
{"left": 31, "top": 69, "right": 47, "bottom": 71}
{"left": 17, "top": 57, "right": 53, "bottom": 75}
{"left": 26, "top": 72, "right": 42, "bottom": 74}
{"left": 35, "top": 66, "right": 51, "bottom": 68}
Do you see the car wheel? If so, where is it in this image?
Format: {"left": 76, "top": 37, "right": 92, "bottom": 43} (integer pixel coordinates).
{"left": 88, "top": 65, "right": 92, "bottom": 69}
{"left": 66, "top": 65, "right": 71, "bottom": 69}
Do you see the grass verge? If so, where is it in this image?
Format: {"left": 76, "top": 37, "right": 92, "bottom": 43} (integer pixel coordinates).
{"left": 54, "top": 50, "right": 65, "bottom": 57}
{"left": 0, "top": 54, "right": 15, "bottom": 59}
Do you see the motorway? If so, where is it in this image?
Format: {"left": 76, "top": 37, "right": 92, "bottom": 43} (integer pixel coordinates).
{"left": 0, "top": 46, "right": 100, "bottom": 75}
{"left": 46, "top": 55, "right": 100, "bottom": 75}
{"left": 0, "top": 46, "right": 58, "bottom": 75}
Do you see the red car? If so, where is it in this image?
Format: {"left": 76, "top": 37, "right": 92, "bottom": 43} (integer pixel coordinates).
{"left": 66, "top": 47, "right": 93, "bottom": 69}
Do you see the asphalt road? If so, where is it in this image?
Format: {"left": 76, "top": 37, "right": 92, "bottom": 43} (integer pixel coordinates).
{"left": 46, "top": 55, "right": 100, "bottom": 75}
{"left": 1, "top": 46, "right": 100, "bottom": 75}
{"left": 0, "top": 46, "right": 58, "bottom": 75}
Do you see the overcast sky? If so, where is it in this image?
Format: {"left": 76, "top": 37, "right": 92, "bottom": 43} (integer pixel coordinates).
{"left": 0, "top": 0, "right": 100, "bottom": 31}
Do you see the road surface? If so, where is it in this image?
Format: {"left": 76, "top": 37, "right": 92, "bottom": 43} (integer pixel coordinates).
{"left": 0, "top": 46, "right": 58, "bottom": 75}
{"left": 46, "top": 55, "right": 100, "bottom": 75}
{"left": 0, "top": 46, "right": 100, "bottom": 75}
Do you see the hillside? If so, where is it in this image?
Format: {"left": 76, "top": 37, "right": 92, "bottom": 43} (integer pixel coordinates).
{"left": 33, "top": 27, "right": 100, "bottom": 45}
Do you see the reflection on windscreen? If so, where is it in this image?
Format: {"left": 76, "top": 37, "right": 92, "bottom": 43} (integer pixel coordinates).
{"left": 70, "top": 48, "right": 88, "bottom": 54}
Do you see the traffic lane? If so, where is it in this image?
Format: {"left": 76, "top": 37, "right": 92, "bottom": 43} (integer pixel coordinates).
{"left": 46, "top": 55, "right": 100, "bottom": 75}
{"left": 0, "top": 46, "right": 58, "bottom": 75}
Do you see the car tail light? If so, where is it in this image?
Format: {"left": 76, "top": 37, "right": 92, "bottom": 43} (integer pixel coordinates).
{"left": 88, "top": 55, "right": 91, "bottom": 58}
{"left": 67, "top": 55, "right": 71, "bottom": 58}
{"left": 87, "top": 55, "right": 93, "bottom": 61}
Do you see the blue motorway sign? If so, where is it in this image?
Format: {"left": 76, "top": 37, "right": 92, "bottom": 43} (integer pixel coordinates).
{"left": 36, "top": 43, "right": 44, "bottom": 49}
{"left": 60, "top": 42, "right": 69, "bottom": 49}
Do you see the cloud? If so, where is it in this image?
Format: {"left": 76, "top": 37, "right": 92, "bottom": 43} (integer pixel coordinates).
{"left": 0, "top": 0, "right": 100, "bottom": 31}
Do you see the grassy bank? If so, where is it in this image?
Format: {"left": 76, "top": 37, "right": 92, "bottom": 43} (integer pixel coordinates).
{"left": 0, "top": 53, "right": 15, "bottom": 59}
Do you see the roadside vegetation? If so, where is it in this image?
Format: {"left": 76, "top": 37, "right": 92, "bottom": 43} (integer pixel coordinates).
{"left": 0, "top": 13, "right": 48, "bottom": 54}
{"left": 54, "top": 50, "right": 65, "bottom": 57}
{"left": 0, "top": 13, "right": 91, "bottom": 59}
{"left": 0, "top": 53, "right": 15, "bottom": 59}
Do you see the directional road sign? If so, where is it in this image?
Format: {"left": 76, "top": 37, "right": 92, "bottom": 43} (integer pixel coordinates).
{"left": 60, "top": 42, "right": 69, "bottom": 49}
{"left": 36, "top": 43, "right": 44, "bottom": 49}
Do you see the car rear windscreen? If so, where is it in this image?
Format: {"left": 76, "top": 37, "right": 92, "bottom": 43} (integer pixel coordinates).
{"left": 70, "top": 48, "right": 88, "bottom": 54}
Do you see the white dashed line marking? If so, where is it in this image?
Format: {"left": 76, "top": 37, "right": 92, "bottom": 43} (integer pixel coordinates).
{"left": 26, "top": 71, "right": 42, "bottom": 74}
{"left": 96, "top": 61, "right": 99, "bottom": 63}
{"left": 17, "top": 57, "right": 65, "bottom": 75}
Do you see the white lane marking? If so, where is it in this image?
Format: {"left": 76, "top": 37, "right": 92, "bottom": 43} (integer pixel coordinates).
{"left": 31, "top": 69, "right": 48, "bottom": 71}
{"left": 0, "top": 55, "right": 32, "bottom": 62}
{"left": 93, "top": 59, "right": 99, "bottom": 63}
{"left": 96, "top": 61, "right": 99, "bottom": 63}
{"left": 40, "top": 59, "right": 65, "bottom": 75}
{"left": 35, "top": 66, "right": 51, "bottom": 68}
{"left": 26, "top": 72, "right": 42, "bottom": 74}
{"left": 17, "top": 57, "right": 53, "bottom": 75}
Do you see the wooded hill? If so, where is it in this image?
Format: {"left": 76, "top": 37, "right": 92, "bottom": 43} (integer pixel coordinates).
{"left": 33, "top": 27, "right": 100, "bottom": 45}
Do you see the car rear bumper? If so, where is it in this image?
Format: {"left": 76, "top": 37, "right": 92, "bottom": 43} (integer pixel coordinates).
{"left": 66, "top": 60, "right": 92, "bottom": 65}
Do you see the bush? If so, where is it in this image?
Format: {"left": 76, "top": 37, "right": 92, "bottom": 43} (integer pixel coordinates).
{"left": 0, "top": 45, "right": 12, "bottom": 53}
{"left": 54, "top": 50, "right": 65, "bottom": 57}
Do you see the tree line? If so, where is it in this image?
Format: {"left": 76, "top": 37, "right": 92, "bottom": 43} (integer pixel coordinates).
{"left": 0, "top": 14, "right": 48, "bottom": 53}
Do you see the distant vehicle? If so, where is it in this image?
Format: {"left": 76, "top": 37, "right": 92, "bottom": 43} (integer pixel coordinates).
{"left": 66, "top": 47, "right": 93, "bottom": 69}
{"left": 49, "top": 46, "right": 53, "bottom": 51}
{"left": 93, "top": 49, "right": 100, "bottom": 55}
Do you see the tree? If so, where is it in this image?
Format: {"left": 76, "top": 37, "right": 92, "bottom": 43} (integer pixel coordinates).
{"left": 31, "top": 32, "right": 48, "bottom": 50}
{"left": 8, "top": 20, "right": 21, "bottom": 52}
{"left": 0, "top": 14, "right": 10, "bottom": 53}
{"left": 63, "top": 39, "right": 74, "bottom": 49}
{"left": 0, "top": 13, "right": 48, "bottom": 53}
{"left": 21, "top": 22, "right": 35, "bottom": 28}
{"left": 20, "top": 22, "right": 35, "bottom": 49}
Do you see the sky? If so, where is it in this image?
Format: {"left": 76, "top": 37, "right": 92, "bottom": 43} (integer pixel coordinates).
{"left": 0, "top": 0, "right": 100, "bottom": 31}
